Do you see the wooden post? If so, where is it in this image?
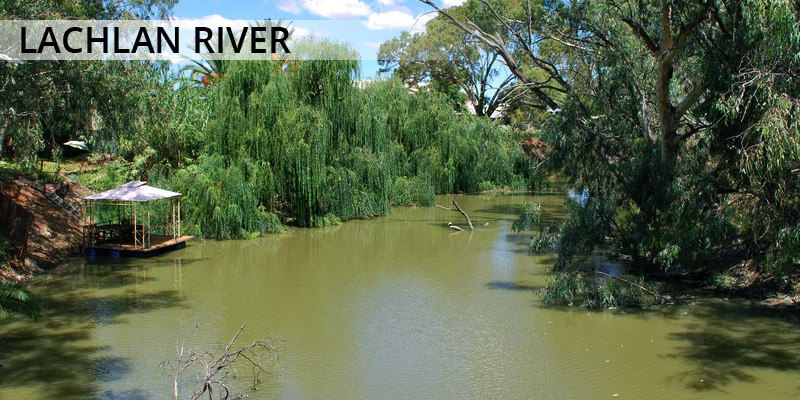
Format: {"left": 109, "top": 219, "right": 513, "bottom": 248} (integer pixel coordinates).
{"left": 177, "top": 199, "right": 181, "bottom": 238}
{"left": 172, "top": 199, "right": 177, "bottom": 240}
{"left": 81, "top": 200, "right": 86, "bottom": 247}
{"left": 89, "top": 201, "right": 94, "bottom": 245}
{"left": 146, "top": 202, "right": 151, "bottom": 248}
{"left": 134, "top": 202, "right": 138, "bottom": 248}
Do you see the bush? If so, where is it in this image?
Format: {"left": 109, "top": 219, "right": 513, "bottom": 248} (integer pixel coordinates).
{"left": 541, "top": 272, "right": 661, "bottom": 309}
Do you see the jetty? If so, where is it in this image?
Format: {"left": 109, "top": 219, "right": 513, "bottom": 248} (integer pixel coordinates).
{"left": 82, "top": 181, "right": 192, "bottom": 257}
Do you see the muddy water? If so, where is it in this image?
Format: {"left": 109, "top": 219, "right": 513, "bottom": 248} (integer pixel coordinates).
{"left": 2, "top": 191, "right": 800, "bottom": 399}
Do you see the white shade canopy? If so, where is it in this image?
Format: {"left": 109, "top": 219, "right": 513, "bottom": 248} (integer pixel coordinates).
{"left": 84, "top": 181, "right": 181, "bottom": 202}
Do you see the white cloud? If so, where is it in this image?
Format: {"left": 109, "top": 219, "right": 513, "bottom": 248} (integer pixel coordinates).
{"left": 362, "top": 9, "right": 437, "bottom": 32}
{"left": 376, "top": 0, "right": 396, "bottom": 5}
{"left": 292, "top": 26, "right": 312, "bottom": 38}
{"left": 442, "top": 0, "right": 466, "bottom": 6}
{"left": 168, "top": 15, "right": 249, "bottom": 29}
{"left": 362, "top": 41, "right": 383, "bottom": 49}
{"left": 410, "top": 12, "right": 436, "bottom": 33}
{"left": 302, "top": 0, "right": 371, "bottom": 19}
{"left": 364, "top": 10, "right": 416, "bottom": 30}
{"left": 274, "top": 0, "right": 302, "bottom": 14}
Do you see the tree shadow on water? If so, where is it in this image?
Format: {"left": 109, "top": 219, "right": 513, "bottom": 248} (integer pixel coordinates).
{"left": 666, "top": 300, "right": 800, "bottom": 392}
{"left": 486, "top": 281, "right": 544, "bottom": 291}
{"left": 0, "top": 264, "right": 186, "bottom": 399}
{"left": 50, "top": 256, "right": 204, "bottom": 290}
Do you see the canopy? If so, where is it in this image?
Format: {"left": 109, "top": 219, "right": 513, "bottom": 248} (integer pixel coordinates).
{"left": 84, "top": 181, "right": 181, "bottom": 202}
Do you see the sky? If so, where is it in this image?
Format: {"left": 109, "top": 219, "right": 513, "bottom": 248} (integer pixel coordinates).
{"left": 171, "top": 0, "right": 466, "bottom": 77}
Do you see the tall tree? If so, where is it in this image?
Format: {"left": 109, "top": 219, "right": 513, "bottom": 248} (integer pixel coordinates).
{"left": 0, "top": 0, "right": 177, "bottom": 165}
{"left": 379, "top": 3, "right": 524, "bottom": 117}
{"left": 419, "top": 0, "right": 800, "bottom": 272}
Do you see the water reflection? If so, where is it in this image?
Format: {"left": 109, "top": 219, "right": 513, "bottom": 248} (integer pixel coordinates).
{"left": 0, "top": 260, "right": 186, "bottom": 399}
{"left": 2, "top": 193, "right": 800, "bottom": 399}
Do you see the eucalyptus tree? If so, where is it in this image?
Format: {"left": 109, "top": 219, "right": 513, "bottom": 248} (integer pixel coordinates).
{"left": 378, "top": 7, "right": 518, "bottom": 117}
{"left": 0, "top": 0, "right": 177, "bottom": 165}
{"left": 419, "top": 0, "right": 800, "bottom": 273}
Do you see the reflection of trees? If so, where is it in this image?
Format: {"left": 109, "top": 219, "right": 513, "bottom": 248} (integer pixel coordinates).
{"left": 0, "top": 261, "right": 186, "bottom": 399}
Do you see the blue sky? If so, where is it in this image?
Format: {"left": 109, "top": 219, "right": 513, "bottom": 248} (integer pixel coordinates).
{"left": 171, "top": 0, "right": 466, "bottom": 77}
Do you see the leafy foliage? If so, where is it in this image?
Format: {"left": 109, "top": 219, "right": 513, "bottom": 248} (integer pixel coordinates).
{"left": 541, "top": 272, "right": 661, "bottom": 309}
{"left": 0, "top": 281, "right": 40, "bottom": 319}
{"left": 0, "top": 0, "right": 177, "bottom": 166}
{"left": 511, "top": 202, "right": 541, "bottom": 232}
{"left": 437, "top": 0, "right": 800, "bottom": 275}
{"left": 156, "top": 40, "right": 534, "bottom": 238}
{"left": 388, "top": 176, "right": 436, "bottom": 207}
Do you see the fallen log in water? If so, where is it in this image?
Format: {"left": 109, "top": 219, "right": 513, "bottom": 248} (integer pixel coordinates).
{"left": 451, "top": 200, "right": 473, "bottom": 230}
{"left": 447, "top": 222, "right": 464, "bottom": 231}
{"left": 436, "top": 200, "right": 474, "bottom": 231}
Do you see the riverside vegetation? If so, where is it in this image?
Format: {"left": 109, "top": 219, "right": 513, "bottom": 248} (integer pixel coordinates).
{"left": 401, "top": 0, "right": 800, "bottom": 307}
{"left": 82, "top": 55, "right": 536, "bottom": 238}
{"left": 2, "top": 0, "right": 800, "bottom": 312}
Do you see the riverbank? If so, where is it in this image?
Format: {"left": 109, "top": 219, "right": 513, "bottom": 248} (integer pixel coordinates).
{"left": 703, "top": 261, "right": 800, "bottom": 309}
{"left": 0, "top": 175, "right": 88, "bottom": 281}
{"left": 3, "top": 172, "right": 799, "bottom": 312}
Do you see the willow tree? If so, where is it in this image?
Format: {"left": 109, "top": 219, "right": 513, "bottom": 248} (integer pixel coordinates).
{"left": 163, "top": 39, "right": 533, "bottom": 237}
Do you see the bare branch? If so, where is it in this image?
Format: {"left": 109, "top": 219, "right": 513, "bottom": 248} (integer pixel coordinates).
{"left": 164, "top": 322, "right": 280, "bottom": 400}
{"left": 452, "top": 200, "right": 474, "bottom": 231}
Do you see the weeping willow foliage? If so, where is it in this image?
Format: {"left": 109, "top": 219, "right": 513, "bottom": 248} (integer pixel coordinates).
{"left": 168, "top": 155, "right": 283, "bottom": 238}
{"left": 162, "top": 40, "right": 533, "bottom": 238}
{"left": 541, "top": 272, "right": 661, "bottom": 309}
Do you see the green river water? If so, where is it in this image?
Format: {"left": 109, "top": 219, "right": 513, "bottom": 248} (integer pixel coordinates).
{"left": 1, "top": 191, "right": 799, "bottom": 399}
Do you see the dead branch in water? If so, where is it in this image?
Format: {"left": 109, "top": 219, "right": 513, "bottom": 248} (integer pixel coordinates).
{"left": 451, "top": 200, "right": 473, "bottom": 230}
{"left": 162, "top": 322, "right": 280, "bottom": 400}
{"left": 448, "top": 223, "right": 464, "bottom": 231}
{"left": 436, "top": 201, "right": 474, "bottom": 231}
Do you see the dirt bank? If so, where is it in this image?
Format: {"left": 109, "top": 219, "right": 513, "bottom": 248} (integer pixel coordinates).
{"left": 0, "top": 176, "right": 89, "bottom": 280}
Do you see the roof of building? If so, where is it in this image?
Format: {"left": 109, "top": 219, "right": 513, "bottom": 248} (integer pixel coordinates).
{"left": 84, "top": 181, "right": 182, "bottom": 202}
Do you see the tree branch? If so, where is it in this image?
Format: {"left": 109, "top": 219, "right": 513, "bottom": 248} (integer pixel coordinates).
{"left": 621, "top": 17, "right": 659, "bottom": 55}
{"left": 452, "top": 199, "right": 473, "bottom": 231}
{"left": 674, "top": 83, "right": 705, "bottom": 121}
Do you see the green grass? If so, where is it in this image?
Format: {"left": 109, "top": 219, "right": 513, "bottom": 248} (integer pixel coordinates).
{"left": 39, "top": 160, "right": 91, "bottom": 174}
{"left": 1, "top": 159, "right": 102, "bottom": 186}
{"left": 0, "top": 160, "right": 25, "bottom": 179}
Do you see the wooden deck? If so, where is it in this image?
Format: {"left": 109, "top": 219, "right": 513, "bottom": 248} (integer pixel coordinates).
{"left": 86, "top": 235, "right": 193, "bottom": 257}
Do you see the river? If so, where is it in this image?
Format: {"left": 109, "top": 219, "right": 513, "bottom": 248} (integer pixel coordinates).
{"left": 1, "top": 191, "right": 799, "bottom": 399}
